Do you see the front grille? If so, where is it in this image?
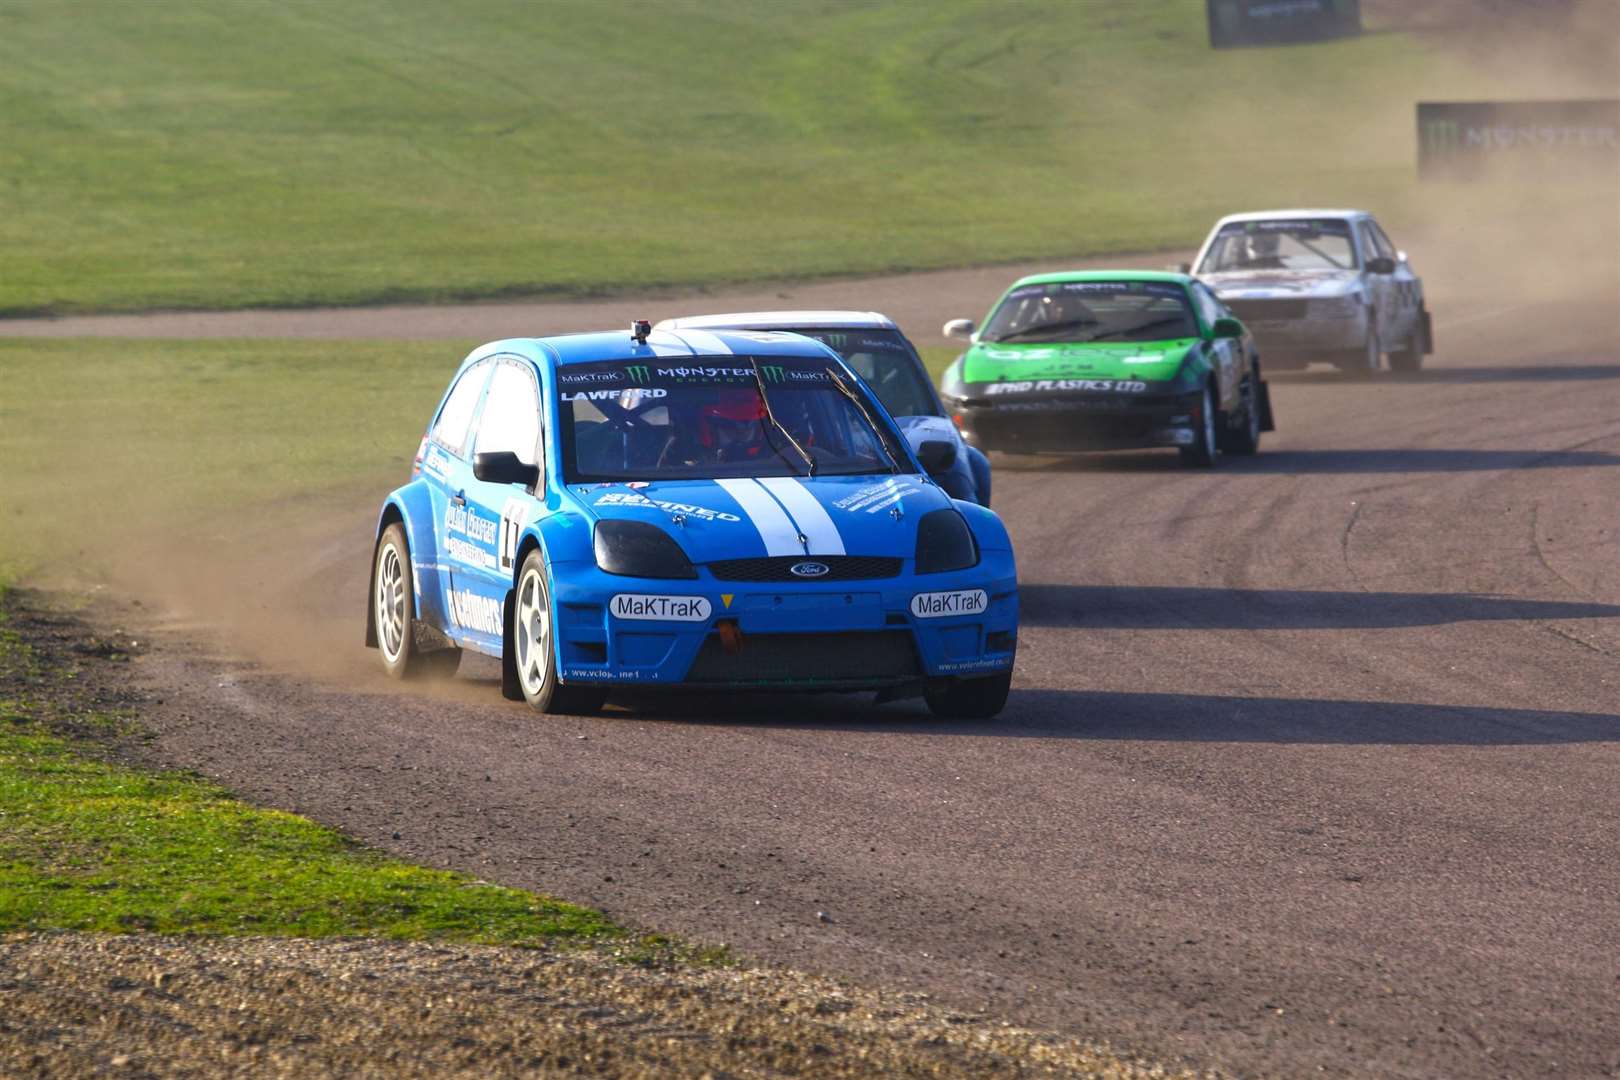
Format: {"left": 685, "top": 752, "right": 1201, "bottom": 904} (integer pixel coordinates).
{"left": 706, "top": 556, "right": 901, "bottom": 582}
{"left": 685, "top": 631, "right": 920, "bottom": 687}
{"left": 1227, "top": 299, "right": 1310, "bottom": 322}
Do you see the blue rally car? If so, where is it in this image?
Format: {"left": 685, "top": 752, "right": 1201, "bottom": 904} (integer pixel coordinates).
{"left": 366, "top": 323, "right": 1019, "bottom": 718}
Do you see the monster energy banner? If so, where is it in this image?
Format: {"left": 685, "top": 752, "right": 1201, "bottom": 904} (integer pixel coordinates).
{"left": 1417, "top": 100, "right": 1620, "bottom": 179}
{"left": 1206, "top": 0, "right": 1360, "bottom": 48}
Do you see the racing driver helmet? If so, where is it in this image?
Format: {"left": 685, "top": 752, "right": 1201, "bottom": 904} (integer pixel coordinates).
{"left": 700, "top": 389, "right": 769, "bottom": 460}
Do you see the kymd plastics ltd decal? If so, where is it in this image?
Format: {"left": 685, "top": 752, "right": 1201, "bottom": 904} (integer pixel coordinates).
{"left": 910, "top": 589, "right": 989, "bottom": 619}
{"left": 610, "top": 595, "right": 713, "bottom": 622}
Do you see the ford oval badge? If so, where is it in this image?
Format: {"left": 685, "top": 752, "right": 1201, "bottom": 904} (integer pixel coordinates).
{"left": 790, "top": 561, "right": 830, "bottom": 578}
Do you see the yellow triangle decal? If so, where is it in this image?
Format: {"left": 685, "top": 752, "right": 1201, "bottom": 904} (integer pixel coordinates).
{"left": 721, "top": 594, "right": 734, "bottom": 609}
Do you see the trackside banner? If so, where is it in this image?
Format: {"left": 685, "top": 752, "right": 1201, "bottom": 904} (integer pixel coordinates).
{"left": 1417, "top": 100, "right": 1620, "bottom": 179}
{"left": 1206, "top": 0, "right": 1360, "bottom": 48}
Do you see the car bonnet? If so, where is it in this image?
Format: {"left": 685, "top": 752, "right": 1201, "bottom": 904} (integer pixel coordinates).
{"left": 1201, "top": 269, "right": 1361, "bottom": 299}
{"left": 960, "top": 339, "right": 1198, "bottom": 388}
{"left": 570, "top": 474, "right": 951, "bottom": 563}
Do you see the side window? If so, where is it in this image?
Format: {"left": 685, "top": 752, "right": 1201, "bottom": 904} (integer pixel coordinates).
{"left": 431, "top": 361, "right": 490, "bottom": 457}
{"left": 473, "top": 361, "right": 543, "bottom": 468}
{"left": 1191, "top": 284, "right": 1224, "bottom": 331}
{"left": 1369, "top": 222, "right": 1397, "bottom": 260}
{"left": 1357, "top": 222, "right": 1388, "bottom": 265}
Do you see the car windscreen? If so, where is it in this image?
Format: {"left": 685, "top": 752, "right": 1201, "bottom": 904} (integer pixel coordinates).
{"left": 981, "top": 281, "right": 1199, "bottom": 344}
{"left": 784, "top": 329, "right": 941, "bottom": 419}
{"left": 559, "top": 356, "right": 911, "bottom": 483}
{"left": 1197, "top": 219, "right": 1358, "bottom": 273}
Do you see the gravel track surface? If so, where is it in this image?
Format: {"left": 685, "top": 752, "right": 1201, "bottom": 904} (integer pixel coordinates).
{"left": 0, "top": 933, "right": 1202, "bottom": 1079}
{"left": 9, "top": 259, "right": 1620, "bottom": 1077}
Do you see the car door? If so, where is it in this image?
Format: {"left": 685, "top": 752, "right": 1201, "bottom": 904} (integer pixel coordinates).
{"left": 421, "top": 359, "right": 493, "bottom": 636}
{"left": 454, "top": 357, "right": 545, "bottom": 652}
{"left": 1191, "top": 282, "right": 1241, "bottom": 410}
{"left": 1356, "top": 219, "right": 1397, "bottom": 345}
{"left": 1369, "top": 218, "right": 1419, "bottom": 345}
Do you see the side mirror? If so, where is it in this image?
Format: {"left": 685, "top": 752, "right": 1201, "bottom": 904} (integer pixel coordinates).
{"left": 1211, "top": 316, "right": 1245, "bottom": 339}
{"left": 474, "top": 451, "right": 541, "bottom": 487}
{"left": 916, "top": 439, "right": 958, "bottom": 475}
{"left": 1366, "top": 256, "right": 1397, "bottom": 275}
{"left": 942, "top": 318, "right": 976, "bottom": 341}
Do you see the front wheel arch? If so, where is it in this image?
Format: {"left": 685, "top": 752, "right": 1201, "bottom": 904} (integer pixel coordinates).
{"left": 365, "top": 504, "right": 409, "bottom": 649}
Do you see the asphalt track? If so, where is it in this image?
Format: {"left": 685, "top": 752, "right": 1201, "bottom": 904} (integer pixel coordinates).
{"left": 23, "top": 266, "right": 1620, "bottom": 1078}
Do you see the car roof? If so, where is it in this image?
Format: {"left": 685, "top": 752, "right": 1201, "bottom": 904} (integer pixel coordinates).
{"left": 655, "top": 310, "right": 898, "bottom": 331}
{"left": 1213, "top": 209, "right": 1368, "bottom": 225}
{"left": 524, "top": 325, "right": 842, "bottom": 367}
{"left": 1004, "top": 269, "right": 1194, "bottom": 289}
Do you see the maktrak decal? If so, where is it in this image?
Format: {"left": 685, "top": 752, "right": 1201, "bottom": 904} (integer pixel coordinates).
{"left": 910, "top": 589, "right": 989, "bottom": 618}
{"left": 610, "top": 595, "right": 713, "bottom": 622}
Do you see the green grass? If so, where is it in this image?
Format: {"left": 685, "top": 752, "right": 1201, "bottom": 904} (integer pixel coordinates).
{"left": 0, "top": 0, "right": 1526, "bottom": 315}
{"left": 0, "top": 337, "right": 468, "bottom": 584}
{"left": 0, "top": 595, "right": 633, "bottom": 947}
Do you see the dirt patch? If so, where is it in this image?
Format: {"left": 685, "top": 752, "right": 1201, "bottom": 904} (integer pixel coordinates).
{"left": 0, "top": 932, "right": 1215, "bottom": 1080}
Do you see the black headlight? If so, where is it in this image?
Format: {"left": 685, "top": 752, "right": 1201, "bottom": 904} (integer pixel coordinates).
{"left": 593, "top": 521, "right": 697, "bottom": 579}
{"left": 914, "top": 509, "right": 979, "bottom": 574}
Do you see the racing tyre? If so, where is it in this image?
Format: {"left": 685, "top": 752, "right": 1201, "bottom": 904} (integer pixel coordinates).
{"left": 373, "top": 523, "right": 461, "bottom": 680}
{"left": 1178, "top": 383, "right": 1219, "bottom": 467}
{"left": 507, "top": 548, "right": 606, "bottom": 715}
{"left": 1388, "top": 311, "right": 1427, "bottom": 373}
{"left": 925, "top": 672, "right": 1011, "bottom": 720}
{"left": 1218, "top": 375, "right": 1263, "bottom": 456}
{"left": 1340, "top": 321, "right": 1380, "bottom": 378}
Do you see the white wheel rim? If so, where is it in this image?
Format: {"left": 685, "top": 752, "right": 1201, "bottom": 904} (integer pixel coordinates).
{"left": 514, "top": 566, "right": 551, "bottom": 696}
{"left": 375, "top": 542, "right": 407, "bottom": 662}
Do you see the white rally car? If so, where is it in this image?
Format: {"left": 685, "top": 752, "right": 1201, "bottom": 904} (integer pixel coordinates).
{"left": 1189, "top": 209, "right": 1432, "bottom": 374}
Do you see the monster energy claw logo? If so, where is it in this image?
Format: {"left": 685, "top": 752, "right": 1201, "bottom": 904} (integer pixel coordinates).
{"left": 759, "top": 365, "right": 786, "bottom": 383}
{"left": 1424, "top": 119, "right": 1460, "bottom": 153}
{"left": 625, "top": 364, "right": 650, "bottom": 384}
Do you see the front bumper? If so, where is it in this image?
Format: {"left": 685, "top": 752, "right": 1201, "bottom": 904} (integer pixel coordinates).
{"left": 548, "top": 554, "right": 1018, "bottom": 689}
{"left": 951, "top": 389, "right": 1205, "bottom": 454}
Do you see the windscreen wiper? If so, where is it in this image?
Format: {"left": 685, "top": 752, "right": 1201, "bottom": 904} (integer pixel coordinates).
{"left": 1090, "top": 316, "right": 1193, "bottom": 342}
{"left": 748, "top": 356, "right": 816, "bottom": 476}
{"left": 992, "top": 317, "right": 1101, "bottom": 343}
{"left": 825, "top": 366, "right": 902, "bottom": 474}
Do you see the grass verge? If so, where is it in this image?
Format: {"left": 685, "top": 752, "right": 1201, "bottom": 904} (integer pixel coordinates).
{"left": 2, "top": 0, "right": 1580, "bottom": 315}
{"left": 0, "top": 588, "right": 702, "bottom": 961}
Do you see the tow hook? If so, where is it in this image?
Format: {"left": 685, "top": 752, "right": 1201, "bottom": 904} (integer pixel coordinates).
{"left": 717, "top": 619, "right": 744, "bottom": 656}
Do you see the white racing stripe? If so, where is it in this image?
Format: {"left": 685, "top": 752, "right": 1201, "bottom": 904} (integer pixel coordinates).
{"left": 757, "top": 477, "right": 846, "bottom": 555}
{"left": 715, "top": 478, "right": 802, "bottom": 556}
{"left": 674, "top": 329, "right": 734, "bottom": 356}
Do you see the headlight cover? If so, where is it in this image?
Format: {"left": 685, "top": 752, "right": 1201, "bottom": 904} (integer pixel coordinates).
{"left": 593, "top": 520, "right": 698, "bottom": 579}
{"left": 914, "top": 509, "right": 979, "bottom": 574}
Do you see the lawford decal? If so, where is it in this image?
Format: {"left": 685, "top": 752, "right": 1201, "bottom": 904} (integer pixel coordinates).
{"left": 449, "top": 589, "right": 502, "bottom": 635}
{"left": 610, "top": 594, "right": 713, "bottom": 622}
{"left": 986, "top": 379, "right": 1149, "bottom": 395}
{"left": 910, "top": 589, "right": 989, "bottom": 619}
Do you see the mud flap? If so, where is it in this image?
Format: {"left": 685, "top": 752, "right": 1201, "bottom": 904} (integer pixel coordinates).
{"left": 1258, "top": 380, "right": 1277, "bottom": 432}
{"left": 1420, "top": 309, "right": 1435, "bottom": 355}
{"left": 500, "top": 592, "right": 524, "bottom": 701}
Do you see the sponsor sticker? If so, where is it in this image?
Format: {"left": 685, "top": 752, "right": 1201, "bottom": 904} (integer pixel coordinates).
{"left": 595, "top": 491, "right": 742, "bottom": 523}
{"left": 448, "top": 589, "right": 502, "bottom": 635}
{"left": 610, "top": 594, "right": 713, "bottom": 622}
{"left": 910, "top": 589, "right": 989, "bottom": 619}
{"left": 984, "top": 379, "right": 1149, "bottom": 395}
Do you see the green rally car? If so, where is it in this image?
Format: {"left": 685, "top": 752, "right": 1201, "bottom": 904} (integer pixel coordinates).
{"left": 939, "top": 271, "right": 1274, "bottom": 466}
